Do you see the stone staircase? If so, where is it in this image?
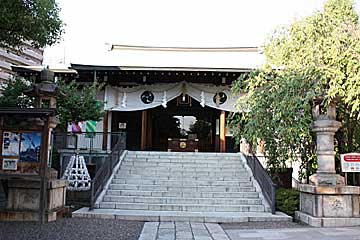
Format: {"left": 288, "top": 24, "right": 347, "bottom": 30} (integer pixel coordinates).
{"left": 73, "top": 151, "right": 291, "bottom": 222}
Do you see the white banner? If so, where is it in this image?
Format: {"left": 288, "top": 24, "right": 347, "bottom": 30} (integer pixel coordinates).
{"left": 104, "top": 81, "right": 244, "bottom": 112}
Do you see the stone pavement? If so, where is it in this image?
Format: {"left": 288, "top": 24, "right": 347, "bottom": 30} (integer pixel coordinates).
{"left": 138, "top": 222, "right": 360, "bottom": 240}
{"left": 138, "top": 222, "right": 230, "bottom": 240}
{"left": 225, "top": 227, "right": 360, "bottom": 240}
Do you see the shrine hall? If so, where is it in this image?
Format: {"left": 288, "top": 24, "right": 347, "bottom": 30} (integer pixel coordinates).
{"left": 13, "top": 63, "right": 250, "bottom": 153}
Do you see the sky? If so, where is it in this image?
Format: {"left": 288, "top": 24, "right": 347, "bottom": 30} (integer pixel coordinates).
{"left": 43, "top": 0, "right": 360, "bottom": 69}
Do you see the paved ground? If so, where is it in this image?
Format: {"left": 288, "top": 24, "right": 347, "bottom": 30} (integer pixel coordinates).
{"left": 138, "top": 222, "right": 360, "bottom": 240}
{"left": 0, "top": 218, "right": 144, "bottom": 240}
{"left": 221, "top": 221, "right": 309, "bottom": 230}
{"left": 225, "top": 227, "right": 360, "bottom": 240}
{"left": 2, "top": 218, "right": 360, "bottom": 240}
{"left": 139, "top": 222, "right": 230, "bottom": 240}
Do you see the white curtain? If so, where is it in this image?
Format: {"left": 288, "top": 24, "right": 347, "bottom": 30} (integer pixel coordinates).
{"left": 104, "top": 81, "right": 243, "bottom": 112}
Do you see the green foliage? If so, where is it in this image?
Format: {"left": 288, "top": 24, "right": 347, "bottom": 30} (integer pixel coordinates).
{"left": 0, "top": 78, "right": 34, "bottom": 108}
{"left": 0, "top": 0, "right": 64, "bottom": 48}
{"left": 229, "top": 69, "right": 317, "bottom": 174}
{"left": 230, "top": 0, "right": 360, "bottom": 179}
{"left": 264, "top": 0, "right": 360, "bottom": 118}
{"left": 0, "top": 78, "right": 103, "bottom": 130}
{"left": 56, "top": 81, "right": 104, "bottom": 130}
{"left": 275, "top": 188, "right": 300, "bottom": 216}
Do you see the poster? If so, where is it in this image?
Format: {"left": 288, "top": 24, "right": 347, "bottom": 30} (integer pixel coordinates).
{"left": 2, "top": 131, "right": 20, "bottom": 156}
{"left": 20, "top": 132, "right": 41, "bottom": 162}
{"left": 2, "top": 158, "right": 18, "bottom": 170}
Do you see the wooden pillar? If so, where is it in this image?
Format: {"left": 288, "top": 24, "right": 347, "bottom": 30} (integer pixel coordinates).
{"left": 220, "top": 110, "right": 226, "bottom": 152}
{"left": 39, "top": 116, "right": 50, "bottom": 223}
{"left": 147, "top": 110, "right": 152, "bottom": 149}
{"left": 141, "top": 110, "right": 147, "bottom": 150}
{"left": 102, "top": 111, "right": 109, "bottom": 150}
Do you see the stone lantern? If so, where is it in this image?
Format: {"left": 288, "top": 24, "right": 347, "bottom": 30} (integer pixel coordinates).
{"left": 24, "top": 67, "right": 61, "bottom": 128}
{"left": 309, "top": 98, "right": 345, "bottom": 186}
{"left": 296, "top": 98, "right": 360, "bottom": 227}
{"left": 25, "top": 67, "right": 59, "bottom": 108}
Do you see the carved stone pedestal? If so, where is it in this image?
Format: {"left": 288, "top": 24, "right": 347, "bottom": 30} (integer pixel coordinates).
{"left": 296, "top": 184, "right": 360, "bottom": 227}
{"left": 0, "top": 179, "right": 67, "bottom": 222}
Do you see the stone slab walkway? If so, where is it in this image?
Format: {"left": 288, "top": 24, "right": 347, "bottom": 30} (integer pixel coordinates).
{"left": 138, "top": 222, "right": 360, "bottom": 240}
{"left": 138, "top": 222, "right": 231, "bottom": 240}
{"left": 225, "top": 227, "right": 360, "bottom": 240}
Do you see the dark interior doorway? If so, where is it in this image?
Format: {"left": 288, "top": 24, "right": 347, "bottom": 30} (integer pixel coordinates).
{"left": 151, "top": 96, "right": 219, "bottom": 152}
{"left": 111, "top": 96, "right": 238, "bottom": 152}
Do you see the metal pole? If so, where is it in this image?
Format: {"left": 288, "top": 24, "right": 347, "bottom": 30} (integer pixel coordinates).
{"left": 271, "top": 184, "right": 276, "bottom": 214}
{"left": 90, "top": 179, "right": 95, "bottom": 210}
{"left": 345, "top": 173, "right": 348, "bottom": 186}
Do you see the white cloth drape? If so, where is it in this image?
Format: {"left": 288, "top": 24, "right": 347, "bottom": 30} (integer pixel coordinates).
{"left": 104, "top": 81, "right": 243, "bottom": 112}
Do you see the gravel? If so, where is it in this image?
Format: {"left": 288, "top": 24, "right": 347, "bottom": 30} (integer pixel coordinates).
{"left": 221, "top": 221, "right": 310, "bottom": 230}
{"left": 0, "top": 218, "right": 144, "bottom": 240}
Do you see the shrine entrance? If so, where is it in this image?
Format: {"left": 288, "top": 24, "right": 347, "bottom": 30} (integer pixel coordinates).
{"left": 111, "top": 95, "right": 236, "bottom": 152}
{"left": 151, "top": 96, "right": 219, "bottom": 152}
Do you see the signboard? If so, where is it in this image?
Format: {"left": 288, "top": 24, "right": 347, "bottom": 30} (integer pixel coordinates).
{"left": 341, "top": 153, "right": 360, "bottom": 172}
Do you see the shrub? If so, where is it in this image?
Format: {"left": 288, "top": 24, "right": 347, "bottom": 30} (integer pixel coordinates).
{"left": 275, "top": 188, "right": 299, "bottom": 216}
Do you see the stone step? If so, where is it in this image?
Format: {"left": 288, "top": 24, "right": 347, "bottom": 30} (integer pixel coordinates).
{"left": 118, "top": 166, "right": 246, "bottom": 172}
{"left": 118, "top": 168, "right": 248, "bottom": 174}
{"left": 120, "top": 166, "right": 246, "bottom": 172}
{"left": 95, "top": 151, "right": 272, "bottom": 218}
{"left": 121, "top": 161, "right": 243, "bottom": 167}
{"left": 124, "top": 158, "right": 241, "bottom": 163}
{"left": 124, "top": 157, "right": 241, "bottom": 162}
{"left": 111, "top": 178, "right": 253, "bottom": 187}
{"left": 106, "top": 190, "right": 260, "bottom": 198}
{"left": 113, "top": 174, "right": 250, "bottom": 181}
{"left": 108, "top": 184, "right": 256, "bottom": 192}
{"left": 102, "top": 195, "right": 263, "bottom": 205}
{"left": 126, "top": 151, "right": 240, "bottom": 156}
{"left": 98, "top": 202, "right": 265, "bottom": 212}
{"left": 117, "top": 172, "right": 250, "bottom": 178}
{"left": 73, "top": 208, "right": 292, "bottom": 223}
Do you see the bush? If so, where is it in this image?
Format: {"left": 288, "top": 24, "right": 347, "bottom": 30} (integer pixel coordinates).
{"left": 275, "top": 188, "right": 299, "bottom": 216}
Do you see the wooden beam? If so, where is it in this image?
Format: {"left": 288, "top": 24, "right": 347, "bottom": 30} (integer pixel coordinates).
{"left": 102, "top": 111, "right": 109, "bottom": 150}
{"left": 141, "top": 110, "right": 147, "bottom": 150}
{"left": 220, "top": 111, "right": 226, "bottom": 152}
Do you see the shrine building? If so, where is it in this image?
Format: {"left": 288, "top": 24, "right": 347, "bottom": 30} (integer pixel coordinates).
{"left": 12, "top": 46, "right": 261, "bottom": 153}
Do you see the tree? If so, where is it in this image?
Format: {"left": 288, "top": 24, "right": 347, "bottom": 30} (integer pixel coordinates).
{"left": 230, "top": 0, "right": 360, "bottom": 179}
{"left": 229, "top": 69, "right": 317, "bottom": 176}
{"left": 0, "top": 0, "right": 64, "bottom": 49}
{"left": 0, "top": 78, "right": 103, "bottom": 131}
{"left": 56, "top": 80, "right": 103, "bottom": 130}
{"left": 0, "top": 78, "right": 34, "bottom": 108}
